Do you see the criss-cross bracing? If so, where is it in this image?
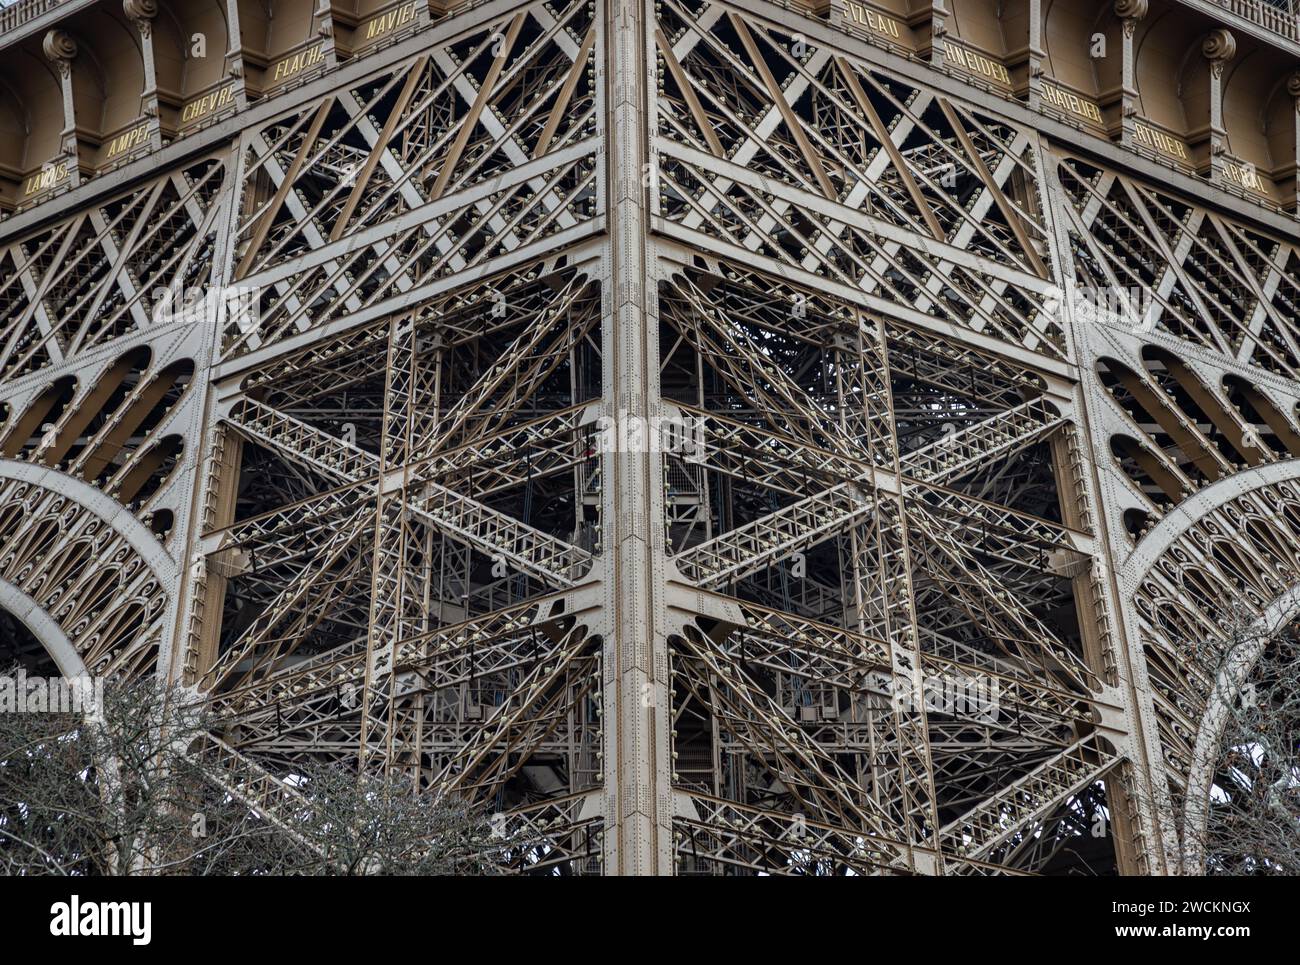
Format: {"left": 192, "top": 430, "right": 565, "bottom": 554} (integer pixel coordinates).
{"left": 3, "top": 0, "right": 1300, "bottom": 875}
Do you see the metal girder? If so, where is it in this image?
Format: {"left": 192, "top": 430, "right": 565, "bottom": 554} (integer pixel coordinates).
{"left": 11, "top": 0, "right": 1300, "bottom": 879}
{"left": 222, "top": 399, "right": 592, "bottom": 587}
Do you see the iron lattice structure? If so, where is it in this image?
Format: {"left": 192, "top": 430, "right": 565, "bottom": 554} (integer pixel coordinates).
{"left": 2, "top": 0, "right": 1300, "bottom": 875}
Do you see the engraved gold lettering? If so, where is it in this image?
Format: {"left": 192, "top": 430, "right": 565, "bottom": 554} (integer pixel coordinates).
{"left": 842, "top": 2, "right": 903, "bottom": 41}
{"left": 362, "top": 1, "right": 418, "bottom": 42}
{"left": 272, "top": 43, "right": 325, "bottom": 84}
{"left": 1223, "top": 160, "right": 1265, "bottom": 193}
{"left": 105, "top": 122, "right": 150, "bottom": 160}
{"left": 23, "top": 160, "right": 70, "bottom": 197}
{"left": 1040, "top": 83, "right": 1103, "bottom": 125}
{"left": 944, "top": 42, "right": 1010, "bottom": 86}
{"left": 1133, "top": 121, "right": 1189, "bottom": 161}
{"left": 181, "top": 83, "right": 235, "bottom": 126}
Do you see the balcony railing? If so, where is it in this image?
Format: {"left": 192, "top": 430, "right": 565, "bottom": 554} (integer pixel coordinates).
{"left": 0, "top": 0, "right": 61, "bottom": 35}
{"left": 1211, "top": 0, "right": 1300, "bottom": 42}
{"left": 1, "top": 0, "right": 1296, "bottom": 58}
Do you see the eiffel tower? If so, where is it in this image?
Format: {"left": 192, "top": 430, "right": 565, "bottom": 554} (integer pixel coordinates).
{"left": 1, "top": 0, "right": 1299, "bottom": 874}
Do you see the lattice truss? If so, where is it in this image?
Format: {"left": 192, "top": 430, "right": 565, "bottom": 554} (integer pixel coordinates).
{"left": 224, "top": 0, "right": 598, "bottom": 360}
{"left": 5, "top": 0, "right": 1300, "bottom": 876}
{"left": 654, "top": 259, "right": 1124, "bottom": 874}
{"left": 190, "top": 0, "right": 1127, "bottom": 875}
{"left": 1057, "top": 147, "right": 1300, "bottom": 869}
{"left": 0, "top": 148, "right": 222, "bottom": 678}
{"left": 642, "top": 0, "right": 1128, "bottom": 875}
{"left": 0, "top": 157, "right": 227, "bottom": 382}
{"left": 653, "top": 0, "right": 1061, "bottom": 357}
{"left": 1059, "top": 155, "right": 1300, "bottom": 381}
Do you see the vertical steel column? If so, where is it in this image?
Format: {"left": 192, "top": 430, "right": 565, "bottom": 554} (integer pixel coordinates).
{"left": 601, "top": 0, "right": 673, "bottom": 874}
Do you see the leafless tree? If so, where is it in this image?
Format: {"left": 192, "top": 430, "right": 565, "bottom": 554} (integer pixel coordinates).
{"left": 280, "top": 763, "right": 506, "bottom": 875}
{"left": 1186, "top": 606, "right": 1300, "bottom": 875}
{"left": 0, "top": 669, "right": 291, "bottom": 874}
{"left": 0, "top": 669, "right": 504, "bottom": 875}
